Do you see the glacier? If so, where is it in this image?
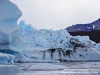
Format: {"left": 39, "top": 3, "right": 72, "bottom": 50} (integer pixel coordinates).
{"left": 19, "top": 21, "right": 100, "bottom": 62}
{"left": 0, "top": 0, "right": 100, "bottom": 64}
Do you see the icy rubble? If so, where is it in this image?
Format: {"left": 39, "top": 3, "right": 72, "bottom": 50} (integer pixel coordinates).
{"left": 0, "top": 53, "right": 14, "bottom": 64}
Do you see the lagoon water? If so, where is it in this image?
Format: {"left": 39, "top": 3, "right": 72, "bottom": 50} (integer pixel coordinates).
{"left": 0, "top": 62, "right": 100, "bottom": 75}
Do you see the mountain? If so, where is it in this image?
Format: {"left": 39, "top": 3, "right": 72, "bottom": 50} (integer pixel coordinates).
{"left": 66, "top": 18, "right": 100, "bottom": 32}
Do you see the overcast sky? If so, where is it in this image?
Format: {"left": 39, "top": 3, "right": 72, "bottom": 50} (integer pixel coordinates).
{"left": 11, "top": 0, "right": 100, "bottom": 30}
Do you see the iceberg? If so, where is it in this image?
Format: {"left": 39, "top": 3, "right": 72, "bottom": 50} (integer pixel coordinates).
{"left": 0, "top": 0, "right": 100, "bottom": 64}
{"left": 0, "top": 0, "right": 28, "bottom": 63}
{"left": 0, "top": 0, "right": 22, "bottom": 34}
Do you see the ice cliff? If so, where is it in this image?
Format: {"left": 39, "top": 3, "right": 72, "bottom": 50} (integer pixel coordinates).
{"left": 0, "top": 0, "right": 100, "bottom": 64}
{"left": 0, "top": 0, "right": 21, "bottom": 34}
{"left": 0, "top": 0, "right": 28, "bottom": 63}
{"left": 19, "top": 21, "right": 100, "bottom": 62}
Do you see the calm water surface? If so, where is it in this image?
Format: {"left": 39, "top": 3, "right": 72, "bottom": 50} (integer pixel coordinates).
{"left": 0, "top": 62, "right": 100, "bottom": 75}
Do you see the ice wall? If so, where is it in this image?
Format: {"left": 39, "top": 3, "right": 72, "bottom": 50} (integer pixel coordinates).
{"left": 0, "top": 0, "right": 99, "bottom": 63}
{"left": 0, "top": 0, "right": 27, "bottom": 63}
{"left": 0, "top": 0, "right": 22, "bottom": 34}
{"left": 19, "top": 22, "right": 100, "bottom": 62}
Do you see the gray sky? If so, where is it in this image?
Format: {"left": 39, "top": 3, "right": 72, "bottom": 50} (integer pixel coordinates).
{"left": 11, "top": 0, "right": 100, "bottom": 30}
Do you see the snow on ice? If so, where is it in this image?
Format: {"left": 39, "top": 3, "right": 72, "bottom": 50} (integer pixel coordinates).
{"left": 19, "top": 21, "right": 100, "bottom": 62}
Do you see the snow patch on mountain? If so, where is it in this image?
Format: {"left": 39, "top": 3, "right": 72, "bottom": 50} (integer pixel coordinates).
{"left": 66, "top": 18, "right": 100, "bottom": 32}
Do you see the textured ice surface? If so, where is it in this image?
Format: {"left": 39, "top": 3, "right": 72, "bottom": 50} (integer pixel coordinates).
{"left": 0, "top": 0, "right": 22, "bottom": 34}
{"left": 19, "top": 22, "right": 100, "bottom": 61}
{"left": 0, "top": 0, "right": 27, "bottom": 63}
{"left": 0, "top": 53, "right": 14, "bottom": 64}
{"left": 0, "top": 0, "right": 100, "bottom": 64}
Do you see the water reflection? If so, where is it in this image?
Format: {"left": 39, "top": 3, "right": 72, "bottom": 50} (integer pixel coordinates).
{"left": 0, "top": 62, "right": 100, "bottom": 75}
{"left": 0, "top": 65, "right": 19, "bottom": 75}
